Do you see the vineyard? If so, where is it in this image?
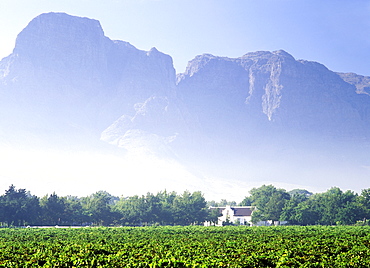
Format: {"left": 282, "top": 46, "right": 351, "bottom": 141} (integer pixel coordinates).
{"left": 0, "top": 226, "right": 370, "bottom": 267}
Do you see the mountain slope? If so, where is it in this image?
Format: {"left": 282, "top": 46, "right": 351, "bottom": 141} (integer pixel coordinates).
{"left": 0, "top": 12, "right": 183, "bottom": 146}
{"left": 177, "top": 50, "right": 370, "bottom": 141}
{"left": 0, "top": 12, "right": 369, "bottom": 197}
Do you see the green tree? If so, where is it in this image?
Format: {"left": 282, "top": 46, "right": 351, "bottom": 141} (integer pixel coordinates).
{"left": 207, "top": 199, "right": 237, "bottom": 207}
{"left": 63, "top": 196, "right": 88, "bottom": 225}
{"left": 172, "top": 191, "right": 207, "bottom": 225}
{"left": 358, "top": 188, "right": 370, "bottom": 222}
{"left": 40, "top": 193, "right": 66, "bottom": 225}
{"left": 205, "top": 208, "right": 222, "bottom": 225}
{"left": 280, "top": 192, "right": 309, "bottom": 225}
{"left": 24, "top": 193, "right": 42, "bottom": 225}
{"left": 114, "top": 195, "right": 146, "bottom": 225}
{"left": 288, "top": 189, "right": 313, "bottom": 197}
{"left": 239, "top": 196, "right": 252, "bottom": 206}
{"left": 248, "top": 185, "right": 290, "bottom": 224}
{"left": 287, "top": 198, "right": 321, "bottom": 225}
{"left": 0, "top": 185, "right": 40, "bottom": 226}
{"left": 156, "top": 190, "right": 177, "bottom": 225}
{"left": 81, "top": 191, "right": 117, "bottom": 226}
{"left": 335, "top": 190, "right": 364, "bottom": 225}
{"left": 142, "top": 192, "right": 162, "bottom": 224}
{"left": 288, "top": 188, "right": 365, "bottom": 226}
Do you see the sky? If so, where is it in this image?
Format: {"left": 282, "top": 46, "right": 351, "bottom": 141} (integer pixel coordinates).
{"left": 0, "top": 0, "right": 370, "bottom": 75}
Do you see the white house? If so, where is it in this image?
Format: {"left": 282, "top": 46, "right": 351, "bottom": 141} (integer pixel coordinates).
{"left": 205, "top": 205, "right": 287, "bottom": 226}
{"left": 206, "top": 205, "right": 254, "bottom": 226}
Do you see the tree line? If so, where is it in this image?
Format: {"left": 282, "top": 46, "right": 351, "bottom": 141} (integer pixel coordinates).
{"left": 1, "top": 184, "right": 370, "bottom": 227}
{"left": 241, "top": 185, "right": 370, "bottom": 226}
{"left": 0, "top": 185, "right": 210, "bottom": 227}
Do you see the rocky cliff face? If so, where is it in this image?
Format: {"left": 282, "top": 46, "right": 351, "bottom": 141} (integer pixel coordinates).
{"left": 177, "top": 50, "right": 370, "bottom": 142}
{"left": 1, "top": 12, "right": 370, "bottom": 195}
{"left": 0, "top": 13, "right": 180, "bottom": 146}
{"left": 338, "top": 72, "right": 370, "bottom": 95}
{"left": 1, "top": 12, "right": 370, "bottom": 157}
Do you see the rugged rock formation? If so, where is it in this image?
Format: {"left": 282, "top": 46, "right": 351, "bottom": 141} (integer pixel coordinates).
{"left": 338, "top": 72, "right": 370, "bottom": 95}
{"left": 1, "top": 12, "right": 370, "bottom": 195}
{"left": 177, "top": 50, "right": 370, "bottom": 142}
{"left": 0, "top": 12, "right": 180, "bottom": 145}
{"left": 1, "top": 12, "right": 370, "bottom": 158}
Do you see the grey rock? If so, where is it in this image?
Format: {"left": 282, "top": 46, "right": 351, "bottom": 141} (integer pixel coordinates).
{"left": 0, "top": 12, "right": 370, "bottom": 191}
{"left": 177, "top": 50, "right": 370, "bottom": 141}
{"left": 0, "top": 12, "right": 179, "bottom": 146}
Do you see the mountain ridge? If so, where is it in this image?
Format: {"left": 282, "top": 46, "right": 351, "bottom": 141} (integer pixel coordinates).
{"left": 0, "top": 12, "right": 369, "bottom": 197}
{"left": 1, "top": 12, "right": 370, "bottom": 147}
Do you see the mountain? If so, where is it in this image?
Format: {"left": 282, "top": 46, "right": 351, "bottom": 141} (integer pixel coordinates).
{"left": 0, "top": 12, "right": 182, "bottom": 147}
{"left": 0, "top": 12, "right": 369, "bottom": 198}
{"left": 174, "top": 50, "right": 370, "bottom": 192}
{"left": 177, "top": 50, "right": 370, "bottom": 140}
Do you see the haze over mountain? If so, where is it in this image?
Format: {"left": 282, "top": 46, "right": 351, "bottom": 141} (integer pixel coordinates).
{"left": 1, "top": 13, "right": 369, "bottom": 200}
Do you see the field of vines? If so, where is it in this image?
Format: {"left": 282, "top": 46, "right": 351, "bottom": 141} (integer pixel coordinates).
{"left": 0, "top": 226, "right": 370, "bottom": 267}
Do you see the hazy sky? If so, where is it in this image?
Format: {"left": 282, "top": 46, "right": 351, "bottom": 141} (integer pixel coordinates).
{"left": 1, "top": 0, "right": 370, "bottom": 75}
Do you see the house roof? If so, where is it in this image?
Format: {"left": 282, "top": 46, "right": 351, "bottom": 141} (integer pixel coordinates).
{"left": 232, "top": 207, "right": 252, "bottom": 217}
{"left": 209, "top": 206, "right": 253, "bottom": 217}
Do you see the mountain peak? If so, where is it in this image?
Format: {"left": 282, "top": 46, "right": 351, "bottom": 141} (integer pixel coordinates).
{"left": 13, "top": 12, "right": 107, "bottom": 71}
{"left": 239, "top": 50, "right": 295, "bottom": 62}
{"left": 1, "top": 12, "right": 370, "bottom": 197}
{"left": 272, "top": 49, "right": 295, "bottom": 60}
{"left": 15, "top": 12, "right": 104, "bottom": 53}
{"left": 148, "top": 47, "right": 159, "bottom": 54}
